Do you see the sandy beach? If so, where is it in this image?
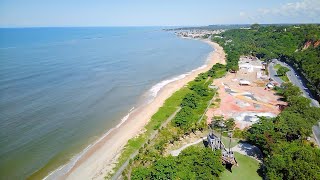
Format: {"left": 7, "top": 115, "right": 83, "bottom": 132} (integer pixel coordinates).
{"left": 63, "top": 39, "right": 226, "bottom": 180}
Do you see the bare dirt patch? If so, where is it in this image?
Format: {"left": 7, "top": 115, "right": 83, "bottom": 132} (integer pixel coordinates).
{"left": 206, "top": 57, "right": 286, "bottom": 129}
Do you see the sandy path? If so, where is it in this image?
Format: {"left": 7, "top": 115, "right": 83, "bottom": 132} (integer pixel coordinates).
{"left": 170, "top": 138, "right": 204, "bottom": 156}
{"left": 63, "top": 39, "right": 226, "bottom": 180}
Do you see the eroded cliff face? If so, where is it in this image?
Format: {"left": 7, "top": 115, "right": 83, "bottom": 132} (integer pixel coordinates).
{"left": 303, "top": 40, "right": 320, "bottom": 50}
{"left": 314, "top": 40, "right": 320, "bottom": 47}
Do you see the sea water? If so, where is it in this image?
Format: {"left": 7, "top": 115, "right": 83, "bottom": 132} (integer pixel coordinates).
{"left": 0, "top": 27, "right": 212, "bottom": 179}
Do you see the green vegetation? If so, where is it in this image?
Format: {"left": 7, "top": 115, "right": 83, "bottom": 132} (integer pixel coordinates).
{"left": 264, "top": 142, "right": 320, "bottom": 180}
{"left": 131, "top": 146, "right": 224, "bottom": 180}
{"left": 220, "top": 135, "right": 239, "bottom": 149}
{"left": 279, "top": 75, "right": 289, "bottom": 82}
{"left": 113, "top": 25, "right": 320, "bottom": 179}
{"left": 273, "top": 64, "right": 281, "bottom": 70}
{"left": 109, "top": 87, "right": 191, "bottom": 178}
{"left": 220, "top": 152, "right": 261, "bottom": 180}
{"left": 202, "top": 34, "right": 210, "bottom": 39}
{"left": 276, "top": 66, "right": 289, "bottom": 77}
{"left": 245, "top": 82, "right": 320, "bottom": 179}
{"left": 225, "top": 118, "right": 235, "bottom": 131}
{"left": 208, "top": 63, "right": 226, "bottom": 78}
{"left": 212, "top": 24, "right": 320, "bottom": 98}
{"left": 120, "top": 64, "right": 226, "bottom": 179}
{"left": 211, "top": 24, "right": 320, "bottom": 179}
{"left": 276, "top": 66, "right": 290, "bottom": 82}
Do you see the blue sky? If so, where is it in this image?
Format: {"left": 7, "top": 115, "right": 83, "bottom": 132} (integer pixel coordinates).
{"left": 0, "top": 0, "right": 319, "bottom": 27}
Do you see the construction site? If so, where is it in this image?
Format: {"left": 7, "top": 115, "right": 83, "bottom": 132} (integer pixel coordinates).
{"left": 206, "top": 56, "right": 286, "bottom": 129}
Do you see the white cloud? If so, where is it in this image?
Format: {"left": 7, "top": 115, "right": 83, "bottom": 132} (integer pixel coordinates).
{"left": 240, "top": 0, "right": 320, "bottom": 23}
{"left": 258, "top": 0, "right": 320, "bottom": 18}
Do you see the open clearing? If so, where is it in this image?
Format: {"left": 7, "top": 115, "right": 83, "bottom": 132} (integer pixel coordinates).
{"left": 220, "top": 152, "right": 261, "bottom": 180}
{"left": 206, "top": 56, "right": 286, "bottom": 129}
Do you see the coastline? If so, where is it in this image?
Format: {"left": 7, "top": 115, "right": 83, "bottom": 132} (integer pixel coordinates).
{"left": 47, "top": 39, "right": 226, "bottom": 180}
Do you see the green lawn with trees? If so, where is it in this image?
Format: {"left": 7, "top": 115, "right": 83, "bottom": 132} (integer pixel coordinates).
{"left": 131, "top": 146, "right": 224, "bottom": 180}
{"left": 246, "top": 82, "right": 320, "bottom": 179}
{"left": 274, "top": 64, "right": 281, "bottom": 70}
{"left": 220, "top": 152, "right": 261, "bottom": 180}
{"left": 276, "top": 66, "right": 290, "bottom": 82}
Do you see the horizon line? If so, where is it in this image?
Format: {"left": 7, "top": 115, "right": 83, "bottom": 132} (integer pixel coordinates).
{"left": 0, "top": 23, "right": 319, "bottom": 29}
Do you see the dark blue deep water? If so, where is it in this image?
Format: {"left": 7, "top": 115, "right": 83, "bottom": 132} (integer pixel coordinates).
{"left": 0, "top": 27, "right": 212, "bottom": 179}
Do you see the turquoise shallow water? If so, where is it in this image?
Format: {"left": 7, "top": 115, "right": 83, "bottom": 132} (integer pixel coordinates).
{"left": 0, "top": 27, "right": 212, "bottom": 179}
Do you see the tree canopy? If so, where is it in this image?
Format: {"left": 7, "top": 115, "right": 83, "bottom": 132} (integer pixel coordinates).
{"left": 246, "top": 82, "right": 320, "bottom": 180}
{"left": 131, "top": 146, "right": 224, "bottom": 180}
{"left": 212, "top": 24, "right": 320, "bottom": 98}
{"left": 276, "top": 66, "right": 290, "bottom": 76}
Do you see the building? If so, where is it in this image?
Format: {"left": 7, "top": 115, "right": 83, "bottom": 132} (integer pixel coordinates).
{"left": 207, "top": 133, "right": 223, "bottom": 150}
{"left": 239, "top": 79, "right": 251, "bottom": 86}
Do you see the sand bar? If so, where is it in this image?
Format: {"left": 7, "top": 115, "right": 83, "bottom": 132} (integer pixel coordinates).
{"left": 63, "top": 39, "right": 226, "bottom": 180}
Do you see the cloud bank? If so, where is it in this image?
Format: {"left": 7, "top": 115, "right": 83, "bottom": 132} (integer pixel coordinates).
{"left": 242, "top": 0, "right": 320, "bottom": 23}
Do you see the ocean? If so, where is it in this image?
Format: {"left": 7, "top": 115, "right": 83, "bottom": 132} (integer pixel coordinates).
{"left": 0, "top": 27, "right": 212, "bottom": 179}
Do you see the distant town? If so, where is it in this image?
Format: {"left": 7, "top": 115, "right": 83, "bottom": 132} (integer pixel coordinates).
{"left": 175, "top": 29, "right": 225, "bottom": 39}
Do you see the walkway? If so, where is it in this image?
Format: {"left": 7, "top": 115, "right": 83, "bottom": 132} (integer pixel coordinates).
{"left": 112, "top": 107, "right": 181, "bottom": 180}
{"left": 170, "top": 138, "right": 204, "bottom": 156}
{"left": 268, "top": 59, "right": 319, "bottom": 107}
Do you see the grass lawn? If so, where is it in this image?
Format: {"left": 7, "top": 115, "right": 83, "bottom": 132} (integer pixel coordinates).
{"left": 279, "top": 75, "right": 289, "bottom": 82}
{"left": 220, "top": 152, "right": 262, "bottom": 180}
{"left": 274, "top": 63, "right": 289, "bottom": 82}
{"left": 274, "top": 63, "right": 281, "bottom": 70}
{"left": 221, "top": 135, "right": 239, "bottom": 148}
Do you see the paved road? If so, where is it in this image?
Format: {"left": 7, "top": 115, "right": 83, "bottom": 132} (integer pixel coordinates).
{"left": 269, "top": 59, "right": 319, "bottom": 107}
{"left": 313, "top": 124, "right": 320, "bottom": 146}
{"left": 268, "top": 61, "right": 283, "bottom": 84}
{"left": 268, "top": 59, "right": 320, "bottom": 147}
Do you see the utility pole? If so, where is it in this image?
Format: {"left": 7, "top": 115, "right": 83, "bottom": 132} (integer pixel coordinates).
{"left": 220, "top": 126, "right": 223, "bottom": 149}
{"left": 228, "top": 131, "right": 232, "bottom": 153}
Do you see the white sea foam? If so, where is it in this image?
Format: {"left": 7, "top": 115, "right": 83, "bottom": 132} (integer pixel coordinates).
{"left": 149, "top": 64, "right": 207, "bottom": 98}
{"left": 149, "top": 74, "right": 187, "bottom": 97}
{"left": 116, "top": 107, "right": 135, "bottom": 128}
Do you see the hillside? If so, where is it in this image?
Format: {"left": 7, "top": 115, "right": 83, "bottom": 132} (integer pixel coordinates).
{"left": 212, "top": 24, "right": 320, "bottom": 100}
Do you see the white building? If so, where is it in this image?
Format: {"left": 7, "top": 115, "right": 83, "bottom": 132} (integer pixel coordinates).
{"left": 239, "top": 79, "right": 251, "bottom": 85}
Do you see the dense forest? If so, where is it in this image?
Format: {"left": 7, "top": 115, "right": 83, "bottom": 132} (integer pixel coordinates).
{"left": 212, "top": 24, "right": 320, "bottom": 99}
{"left": 246, "top": 82, "right": 320, "bottom": 179}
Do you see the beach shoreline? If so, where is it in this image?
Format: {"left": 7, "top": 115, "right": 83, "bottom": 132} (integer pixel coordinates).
{"left": 47, "top": 39, "right": 226, "bottom": 180}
